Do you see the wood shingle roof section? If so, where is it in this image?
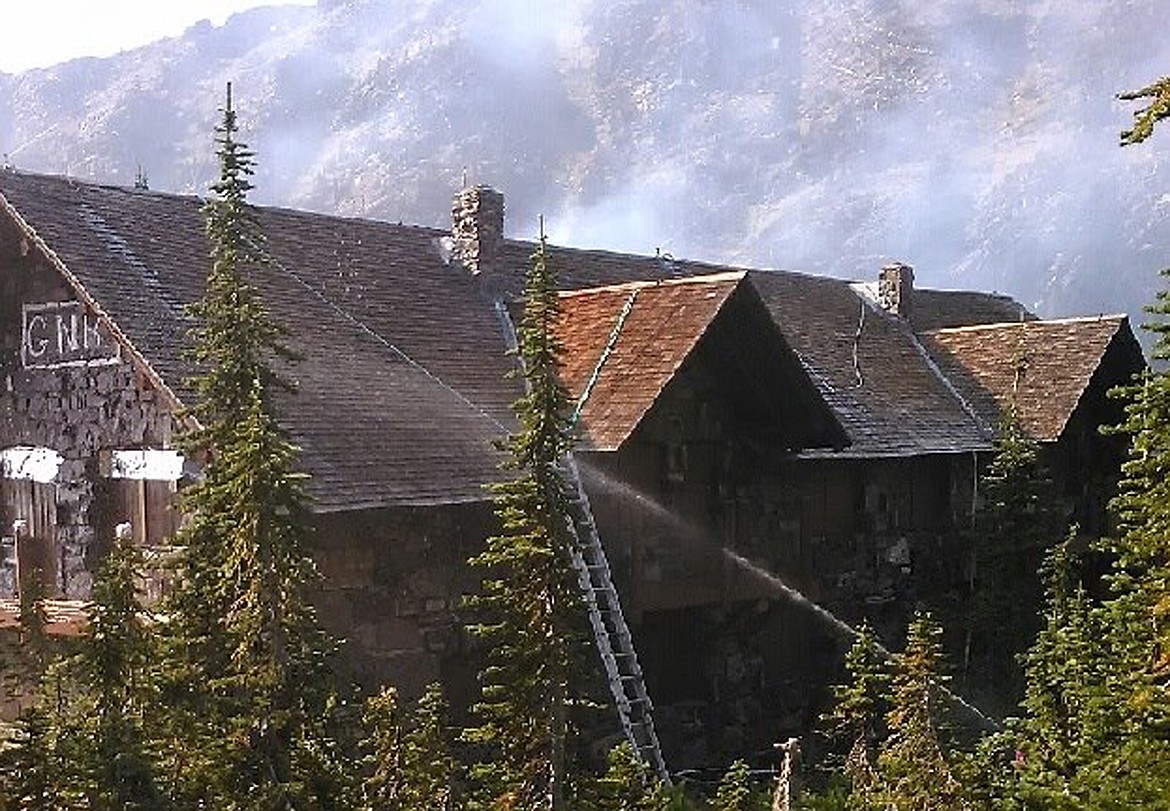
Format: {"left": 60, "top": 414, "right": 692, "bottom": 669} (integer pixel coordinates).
{"left": 555, "top": 273, "right": 744, "bottom": 451}
{"left": 0, "top": 170, "right": 1147, "bottom": 509}
{"left": 909, "top": 288, "right": 1035, "bottom": 332}
{"left": 748, "top": 271, "right": 994, "bottom": 457}
{"left": 0, "top": 171, "right": 518, "bottom": 510}
{"left": 921, "top": 316, "right": 1137, "bottom": 442}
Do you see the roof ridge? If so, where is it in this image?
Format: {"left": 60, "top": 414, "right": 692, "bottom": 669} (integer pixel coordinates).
{"left": 1, "top": 169, "right": 449, "bottom": 236}
{"left": 557, "top": 270, "right": 746, "bottom": 298}
{"left": 923, "top": 314, "right": 1126, "bottom": 335}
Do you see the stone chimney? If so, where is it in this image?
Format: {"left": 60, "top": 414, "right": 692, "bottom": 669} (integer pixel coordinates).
{"left": 878, "top": 262, "right": 914, "bottom": 319}
{"left": 451, "top": 185, "right": 505, "bottom": 276}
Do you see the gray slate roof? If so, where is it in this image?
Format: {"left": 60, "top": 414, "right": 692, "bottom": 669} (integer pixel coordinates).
{"left": 0, "top": 170, "right": 1135, "bottom": 511}
{"left": 0, "top": 171, "right": 517, "bottom": 510}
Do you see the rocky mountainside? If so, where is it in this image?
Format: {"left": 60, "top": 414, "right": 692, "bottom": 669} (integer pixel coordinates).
{"left": 1, "top": 0, "right": 1168, "bottom": 327}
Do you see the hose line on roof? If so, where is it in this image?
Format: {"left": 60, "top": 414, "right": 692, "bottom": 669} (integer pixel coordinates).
{"left": 572, "top": 287, "right": 640, "bottom": 427}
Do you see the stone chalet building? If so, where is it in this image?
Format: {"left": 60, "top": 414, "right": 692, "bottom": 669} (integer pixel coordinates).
{"left": 0, "top": 169, "right": 1146, "bottom": 766}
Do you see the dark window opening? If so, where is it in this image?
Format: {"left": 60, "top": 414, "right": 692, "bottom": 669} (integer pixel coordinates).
{"left": 0, "top": 479, "right": 58, "bottom": 598}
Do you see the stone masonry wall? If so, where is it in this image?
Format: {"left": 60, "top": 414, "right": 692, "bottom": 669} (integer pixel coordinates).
{"left": 0, "top": 226, "right": 175, "bottom": 598}
{"left": 313, "top": 501, "right": 495, "bottom": 701}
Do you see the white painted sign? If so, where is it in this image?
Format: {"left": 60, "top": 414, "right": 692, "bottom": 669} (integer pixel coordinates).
{"left": 0, "top": 446, "right": 63, "bottom": 483}
{"left": 106, "top": 449, "right": 184, "bottom": 481}
{"left": 21, "top": 301, "right": 120, "bottom": 369}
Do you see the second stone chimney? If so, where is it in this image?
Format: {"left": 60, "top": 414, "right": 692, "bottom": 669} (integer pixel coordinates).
{"left": 878, "top": 262, "right": 914, "bottom": 319}
{"left": 451, "top": 185, "right": 505, "bottom": 276}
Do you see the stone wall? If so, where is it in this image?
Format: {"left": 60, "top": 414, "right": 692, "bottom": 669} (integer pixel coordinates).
{"left": 0, "top": 227, "right": 175, "bottom": 598}
{"left": 312, "top": 501, "right": 496, "bottom": 701}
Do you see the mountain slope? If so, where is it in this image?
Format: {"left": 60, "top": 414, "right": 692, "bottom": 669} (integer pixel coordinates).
{"left": 2, "top": 0, "right": 1168, "bottom": 325}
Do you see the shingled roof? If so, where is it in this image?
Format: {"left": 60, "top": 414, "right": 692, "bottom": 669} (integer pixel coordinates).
{"left": 0, "top": 171, "right": 518, "bottom": 510}
{"left": 554, "top": 273, "right": 846, "bottom": 452}
{"left": 0, "top": 171, "right": 1141, "bottom": 511}
{"left": 748, "top": 271, "right": 994, "bottom": 457}
{"left": 556, "top": 274, "right": 744, "bottom": 451}
{"left": 921, "top": 317, "right": 1140, "bottom": 442}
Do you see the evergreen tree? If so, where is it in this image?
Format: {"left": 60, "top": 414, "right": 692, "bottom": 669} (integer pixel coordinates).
{"left": 359, "top": 685, "right": 403, "bottom": 809}
{"left": 464, "top": 227, "right": 588, "bottom": 810}
{"left": 711, "top": 760, "right": 763, "bottom": 811}
{"left": 972, "top": 527, "right": 1110, "bottom": 809}
{"left": 1085, "top": 107, "right": 1170, "bottom": 800}
{"left": 1075, "top": 286, "right": 1170, "bottom": 809}
{"left": 1035, "top": 77, "right": 1170, "bottom": 808}
{"left": 876, "top": 613, "right": 970, "bottom": 811}
{"left": 592, "top": 742, "right": 669, "bottom": 811}
{"left": 0, "top": 555, "right": 76, "bottom": 808}
{"left": 399, "top": 682, "right": 461, "bottom": 811}
{"left": 825, "top": 623, "right": 888, "bottom": 809}
{"left": 158, "top": 83, "right": 346, "bottom": 808}
{"left": 17, "top": 556, "right": 49, "bottom": 673}
{"left": 1120, "top": 76, "right": 1170, "bottom": 145}
{"left": 70, "top": 535, "right": 165, "bottom": 809}
{"left": 0, "top": 703, "right": 76, "bottom": 810}
{"left": 963, "top": 410, "right": 1064, "bottom": 706}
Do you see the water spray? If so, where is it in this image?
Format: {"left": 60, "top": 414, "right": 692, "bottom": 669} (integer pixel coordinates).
{"left": 578, "top": 460, "right": 1000, "bottom": 732}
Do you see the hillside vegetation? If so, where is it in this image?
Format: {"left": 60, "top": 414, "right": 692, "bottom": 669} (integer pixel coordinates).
{"left": 1, "top": 0, "right": 1168, "bottom": 322}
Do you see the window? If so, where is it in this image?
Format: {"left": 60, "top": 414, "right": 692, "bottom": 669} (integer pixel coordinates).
{"left": 101, "top": 478, "right": 179, "bottom": 547}
{"left": 0, "top": 447, "right": 62, "bottom": 598}
{"left": 97, "top": 449, "right": 183, "bottom": 547}
{"left": 97, "top": 449, "right": 184, "bottom": 603}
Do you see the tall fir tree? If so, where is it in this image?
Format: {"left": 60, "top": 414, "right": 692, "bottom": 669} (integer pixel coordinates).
{"left": 158, "top": 83, "right": 346, "bottom": 808}
{"left": 1084, "top": 266, "right": 1170, "bottom": 808}
{"left": 68, "top": 534, "right": 165, "bottom": 809}
{"left": 876, "top": 613, "right": 970, "bottom": 811}
{"left": 398, "top": 682, "right": 461, "bottom": 811}
{"left": 464, "top": 226, "right": 588, "bottom": 810}
{"left": 359, "top": 685, "right": 403, "bottom": 810}
{"left": 1048, "top": 76, "right": 1170, "bottom": 807}
{"left": 979, "top": 527, "right": 1111, "bottom": 809}
{"left": 962, "top": 410, "right": 1064, "bottom": 708}
{"left": 825, "top": 622, "right": 889, "bottom": 810}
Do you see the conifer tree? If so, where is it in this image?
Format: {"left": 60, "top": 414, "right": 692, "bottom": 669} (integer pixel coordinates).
{"left": 158, "top": 83, "right": 346, "bottom": 808}
{"left": 876, "top": 613, "right": 970, "bottom": 811}
{"left": 1085, "top": 104, "right": 1170, "bottom": 798}
{"left": 963, "top": 411, "right": 1063, "bottom": 705}
{"left": 826, "top": 623, "right": 888, "bottom": 809}
{"left": 711, "top": 759, "right": 763, "bottom": 811}
{"left": 0, "top": 557, "right": 74, "bottom": 808}
{"left": 17, "top": 556, "right": 49, "bottom": 673}
{"left": 1077, "top": 272, "right": 1170, "bottom": 809}
{"left": 963, "top": 102, "right": 1170, "bottom": 808}
{"left": 70, "top": 535, "right": 164, "bottom": 809}
{"left": 977, "top": 527, "right": 1109, "bottom": 808}
{"left": 592, "top": 742, "right": 669, "bottom": 811}
{"left": 464, "top": 227, "right": 588, "bottom": 810}
{"left": 0, "top": 703, "right": 76, "bottom": 810}
{"left": 398, "top": 682, "right": 460, "bottom": 810}
{"left": 359, "top": 685, "right": 403, "bottom": 809}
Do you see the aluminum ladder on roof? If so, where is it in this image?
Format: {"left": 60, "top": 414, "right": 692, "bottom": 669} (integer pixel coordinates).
{"left": 493, "top": 299, "right": 669, "bottom": 784}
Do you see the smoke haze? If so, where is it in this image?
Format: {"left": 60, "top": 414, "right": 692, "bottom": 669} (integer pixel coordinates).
{"left": 1, "top": 0, "right": 1167, "bottom": 328}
